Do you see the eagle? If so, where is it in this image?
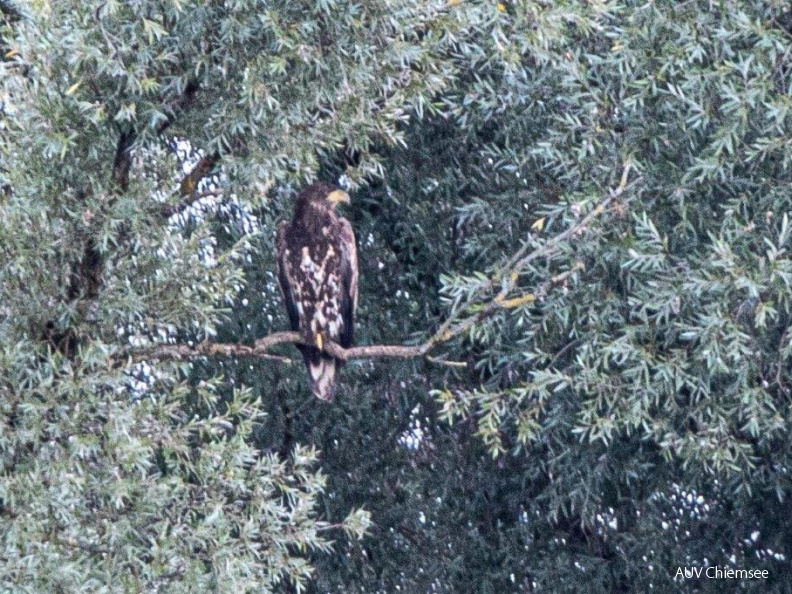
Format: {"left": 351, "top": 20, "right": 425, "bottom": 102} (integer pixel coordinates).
{"left": 276, "top": 182, "right": 358, "bottom": 401}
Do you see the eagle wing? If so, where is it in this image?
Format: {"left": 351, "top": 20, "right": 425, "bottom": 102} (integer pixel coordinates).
{"left": 338, "top": 216, "right": 358, "bottom": 349}
{"left": 275, "top": 221, "right": 300, "bottom": 332}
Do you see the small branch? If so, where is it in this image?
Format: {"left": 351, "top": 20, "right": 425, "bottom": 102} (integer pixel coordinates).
{"left": 494, "top": 293, "right": 536, "bottom": 309}
{"left": 160, "top": 153, "right": 220, "bottom": 218}
{"left": 550, "top": 260, "right": 585, "bottom": 285}
{"left": 113, "top": 128, "right": 136, "bottom": 191}
{"left": 178, "top": 153, "right": 219, "bottom": 197}
{"left": 426, "top": 355, "right": 468, "bottom": 368}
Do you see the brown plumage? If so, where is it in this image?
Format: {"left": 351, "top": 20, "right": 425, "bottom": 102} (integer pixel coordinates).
{"left": 276, "top": 182, "right": 358, "bottom": 401}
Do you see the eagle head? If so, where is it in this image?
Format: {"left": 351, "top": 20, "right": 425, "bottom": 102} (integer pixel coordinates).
{"left": 295, "top": 182, "right": 350, "bottom": 218}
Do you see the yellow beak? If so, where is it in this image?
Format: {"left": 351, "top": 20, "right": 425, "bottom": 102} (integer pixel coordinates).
{"left": 327, "top": 189, "right": 351, "bottom": 204}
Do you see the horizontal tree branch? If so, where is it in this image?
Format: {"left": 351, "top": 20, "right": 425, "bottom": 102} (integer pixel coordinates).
{"left": 127, "top": 331, "right": 435, "bottom": 366}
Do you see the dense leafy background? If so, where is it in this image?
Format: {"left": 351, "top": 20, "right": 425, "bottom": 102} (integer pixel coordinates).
{"left": 3, "top": 0, "right": 792, "bottom": 591}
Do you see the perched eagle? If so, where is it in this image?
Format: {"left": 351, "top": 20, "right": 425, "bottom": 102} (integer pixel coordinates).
{"left": 276, "top": 182, "right": 358, "bottom": 401}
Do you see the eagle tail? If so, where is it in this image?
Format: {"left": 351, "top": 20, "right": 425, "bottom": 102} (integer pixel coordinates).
{"left": 300, "top": 346, "right": 338, "bottom": 401}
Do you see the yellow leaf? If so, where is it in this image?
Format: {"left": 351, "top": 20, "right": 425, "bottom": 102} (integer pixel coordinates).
{"left": 531, "top": 217, "right": 545, "bottom": 232}
{"left": 447, "top": 0, "right": 462, "bottom": 5}
{"left": 65, "top": 81, "right": 82, "bottom": 96}
{"left": 4, "top": 48, "right": 19, "bottom": 58}
{"left": 497, "top": 2, "right": 506, "bottom": 11}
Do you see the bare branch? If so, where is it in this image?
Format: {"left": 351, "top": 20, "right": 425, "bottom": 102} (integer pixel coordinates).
{"left": 160, "top": 153, "right": 220, "bottom": 217}
{"left": 124, "top": 336, "right": 297, "bottom": 365}
{"left": 125, "top": 332, "right": 429, "bottom": 365}
{"left": 113, "top": 128, "right": 136, "bottom": 191}
{"left": 426, "top": 355, "right": 468, "bottom": 368}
